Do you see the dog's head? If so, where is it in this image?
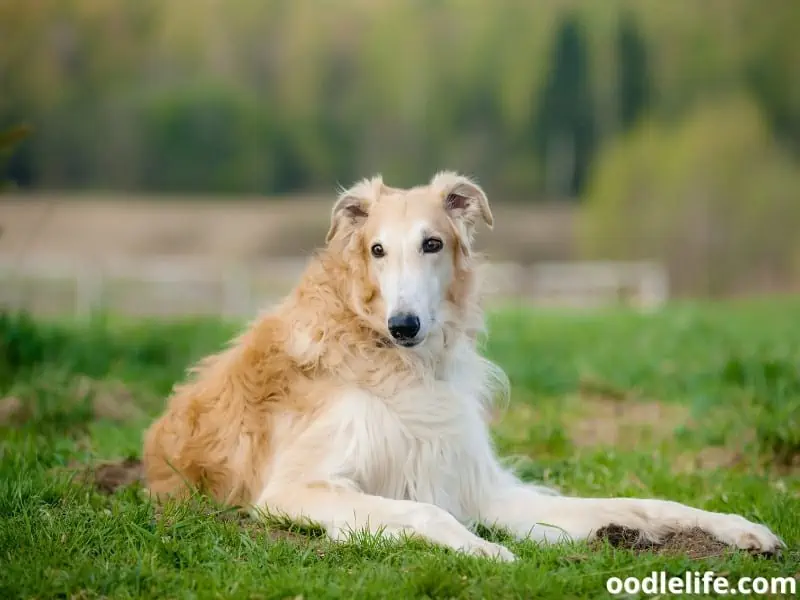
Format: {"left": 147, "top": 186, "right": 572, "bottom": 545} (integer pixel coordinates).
{"left": 325, "top": 171, "right": 493, "bottom": 348}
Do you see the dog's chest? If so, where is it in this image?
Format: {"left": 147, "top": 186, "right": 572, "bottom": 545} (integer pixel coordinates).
{"left": 332, "top": 380, "right": 490, "bottom": 521}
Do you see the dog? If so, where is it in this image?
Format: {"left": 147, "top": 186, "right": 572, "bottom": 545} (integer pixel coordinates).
{"left": 142, "top": 171, "right": 783, "bottom": 560}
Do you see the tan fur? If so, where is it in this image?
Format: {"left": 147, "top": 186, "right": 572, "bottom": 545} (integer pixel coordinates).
{"left": 143, "top": 172, "right": 783, "bottom": 560}
{"left": 143, "top": 174, "right": 485, "bottom": 506}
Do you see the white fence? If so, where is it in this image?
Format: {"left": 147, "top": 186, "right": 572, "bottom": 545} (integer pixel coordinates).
{"left": 0, "top": 255, "right": 668, "bottom": 318}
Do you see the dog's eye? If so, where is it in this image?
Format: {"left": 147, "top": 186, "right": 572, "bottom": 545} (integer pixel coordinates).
{"left": 421, "top": 237, "right": 443, "bottom": 254}
{"left": 370, "top": 243, "right": 385, "bottom": 258}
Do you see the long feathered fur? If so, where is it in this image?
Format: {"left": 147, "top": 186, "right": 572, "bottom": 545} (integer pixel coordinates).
{"left": 143, "top": 173, "right": 783, "bottom": 560}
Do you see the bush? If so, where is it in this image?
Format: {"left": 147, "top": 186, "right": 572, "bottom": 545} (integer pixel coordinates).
{"left": 579, "top": 96, "right": 800, "bottom": 296}
{"left": 139, "top": 83, "right": 278, "bottom": 194}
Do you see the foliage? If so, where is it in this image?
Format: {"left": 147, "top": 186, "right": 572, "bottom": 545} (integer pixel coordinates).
{"left": 741, "top": 0, "right": 800, "bottom": 153}
{"left": 579, "top": 96, "right": 800, "bottom": 295}
{"left": 533, "top": 14, "right": 595, "bottom": 198}
{"left": 0, "top": 124, "right": 30, "bottom": 192}
{"left": 1, "top": 1, "right": 798, "bottom": 197}
{"left": 138, "top": 83, "right": 278, "bottom": 193}
{"left": 617, "top": 12, "right": 650, "bottom": 130}
{"left": 0, "top": 301, "right": 798, "bottom": 597}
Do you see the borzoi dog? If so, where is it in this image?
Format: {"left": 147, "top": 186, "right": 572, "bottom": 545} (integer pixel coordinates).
{"left": 143, "top": 172, "right": 783, "bottom": 560}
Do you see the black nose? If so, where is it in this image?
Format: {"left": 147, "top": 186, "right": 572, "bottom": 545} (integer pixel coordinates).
{"left": 388, "top": 313, "right": 421, "bottom": 341}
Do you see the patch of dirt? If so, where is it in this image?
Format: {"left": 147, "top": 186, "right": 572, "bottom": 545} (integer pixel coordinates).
{"left": 595, "top": 524, "right": 653, "bottom": 550}
{"left": 73, "top": 458, "right": 144, "bottom": 494}
{"left": 2, "top": 378, "right": 145, "bottom": 428}
{"left": 658, "top": 528, "right": 731, "bottom": 559}
{"left": 570, "top": 396, "right": 692, "bottom": 449}
{"left": 73, "top": 376, "right": 144, "bottom": 422}
{"left": 578, "top": 377, "right": 630, "bottom": 402}
{"left": 673, "top": 446, "right": 747, "bottom": 474}
{"left": 593, "top": 525, "right": 735, "bottom": 559}
{"left": 0, "top": 396, "right": 23, "bottom": 425}
{"left": 773, "top": 454, "right": 800, "bottom": 476}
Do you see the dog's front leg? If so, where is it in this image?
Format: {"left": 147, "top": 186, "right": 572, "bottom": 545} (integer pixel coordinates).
{"left": 480, "top": 483, "right": 784, "bottom": 553}
{"left": 255, "top": 484, "right": 516, "bottom": 561}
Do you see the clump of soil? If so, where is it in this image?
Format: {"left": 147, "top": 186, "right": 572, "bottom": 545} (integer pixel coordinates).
{"left": 74, "top": 458, "right": 144, "bottom": 494}
{"left": 658, "top": 528, "right": 730, "bottom": 559}
{"left": 74, "top": 377, "right": 144, "bottom": 422}
{"left": 0, "top": 396, "right": 23, "bottom": 425}
{"left": 569, "top": 395, "right": 692, "bottom": 449}
{"left": 595, "top": 524, "right": 655, "bottom": 551}
{"left": 63, "top": 460, "right": 776, "bottom": 561}
{"left": 594, "top": 525, "right": 740, "bottom": 559}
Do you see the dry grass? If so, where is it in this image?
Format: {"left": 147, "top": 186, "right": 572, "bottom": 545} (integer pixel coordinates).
{"left": 592, "top": 525, "right": 733, "bottom": 559}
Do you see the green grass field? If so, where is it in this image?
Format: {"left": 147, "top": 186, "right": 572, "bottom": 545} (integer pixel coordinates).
{"left": 1, "top": 300, "right": 798, "bottom": 598}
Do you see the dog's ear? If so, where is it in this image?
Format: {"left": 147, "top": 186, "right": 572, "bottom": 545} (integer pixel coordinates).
{"left": 431, "top": 171, "right": 494, "bottom": 232}
{"left": 326, "top": 176, "right": 383, "bottom": 243}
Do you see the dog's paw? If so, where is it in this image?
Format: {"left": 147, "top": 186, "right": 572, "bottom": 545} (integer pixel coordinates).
{"left": 706, "top": 514, "right": 785, "bottom": 554}
{"left": 459, "top": 538, "right": 517, "bottom": 562}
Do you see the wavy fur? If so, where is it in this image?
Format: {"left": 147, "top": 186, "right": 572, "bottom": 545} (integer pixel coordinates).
{"left": 143, "top": 172, "right": 783, "bottom": 560}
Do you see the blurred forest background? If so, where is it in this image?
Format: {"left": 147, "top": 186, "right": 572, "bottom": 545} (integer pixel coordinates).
{"left": 1, "top": 0, "right": 799, "bottom": 309}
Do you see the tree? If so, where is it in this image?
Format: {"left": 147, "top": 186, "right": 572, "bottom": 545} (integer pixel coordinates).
{"left": 579, "top": 96, "right": 800, "bottom": 296}
{"left": 0, "top": 124, "right": 31, "bottom": 192}
{"left": 617, "top": 13, "right": 650, "bottom": 131}
{"left": 534, "top": 14, "right": 595, "bottom": 199}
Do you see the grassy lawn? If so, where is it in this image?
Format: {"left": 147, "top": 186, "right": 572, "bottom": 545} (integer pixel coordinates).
{"left": 1, "top": 300, "right": 798, "bottom": 598}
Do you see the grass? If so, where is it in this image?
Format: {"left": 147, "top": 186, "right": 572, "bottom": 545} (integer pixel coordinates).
{"left": 1, "top": 300, "right": 798, "bottom": 599}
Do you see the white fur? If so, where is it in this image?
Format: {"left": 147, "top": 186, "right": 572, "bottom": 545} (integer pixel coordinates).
{"left": 148, "top": 171, "right": 784, "bottom": 561}
{"left": 254, "top": 333, "right": 783, "bottom": 560}
{"left": 372, "top": 219, "right": 453, "bottom": 345}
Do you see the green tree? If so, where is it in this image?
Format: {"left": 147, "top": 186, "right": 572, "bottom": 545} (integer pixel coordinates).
{"left": 140, "top": 83, "right": 277, "bottom": 194}
{"left": 1, "top": 1, "right": 798, "bottom": 197}
{"left": 0, "top": 124, "right": 32, "bottom": 189}
{"left": 742, "top": 0, "right": 800, "bottom": 154}
{"left": 617, "top": 13, "right": 650, "bottom": 130}
{"left": 534, "top": 14, "right": 595, "bottom": 199}
{"left": 579, "top": 96, "right": 800, "bottom": 296}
